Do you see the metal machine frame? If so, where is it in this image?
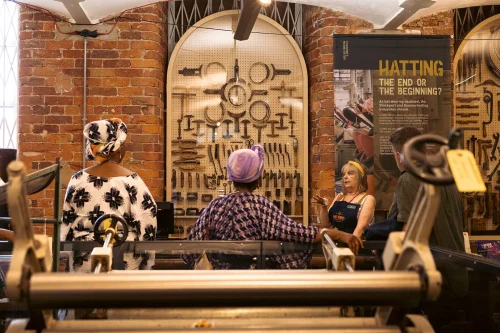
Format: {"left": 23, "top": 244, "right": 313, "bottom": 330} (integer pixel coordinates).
{"left": 3, "top": 133, "right": 465, "bottom": 333}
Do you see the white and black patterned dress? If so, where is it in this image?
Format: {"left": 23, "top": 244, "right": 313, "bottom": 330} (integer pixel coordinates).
{"left": 61, "top": 170, "right": 157, "bottom": 272}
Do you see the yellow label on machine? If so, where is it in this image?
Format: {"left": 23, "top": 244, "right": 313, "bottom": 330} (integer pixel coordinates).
{"left": 102, "top": 218, "right": 117, "bottom": 244}
{"left": 447, "top": 150, "right": 486, "bottom": 193}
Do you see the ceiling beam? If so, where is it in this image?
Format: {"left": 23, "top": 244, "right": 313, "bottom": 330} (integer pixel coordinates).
{"left": 234, "top": 0, "right": 263, "bottom": 41}
{"left": 381, "top": 0, "right": 436, "bottom": 30}
{"left": 55, "top": 0, "right": 92, "bottom": 24}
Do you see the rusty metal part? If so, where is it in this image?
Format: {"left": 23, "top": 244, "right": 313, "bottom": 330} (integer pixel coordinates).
{"left": 456, "top": 113, "right": 479, "bottom": 117}
{"left": 266, "top": 120, "right": 279, "bottom": 138}
{"left": 178, "top": 65, "right": 202, "bottom": 78}
{"left": 456, "top": 120, "right": 478, "bottom": 124}
{"left": 183, "top": 115, "right": 194, "bottom": 131}
{"left": 222, "top": 119, "right": 233, "bottom": 139}
{"left": 253, "top": 123, "right": 267, "bottom": 143}
{"left": 248, "top": 89, "right": 268, "bottom": 101}
{"left": 456, "top": 97, "right": 480, "bottom": 103}
{"left": 241, "top": 120, "right": 251, "bottom": 139}
{"left": 172, "top": 92, "right": 196, "bottom": 119}
{"left": 192, "top": 120, "right": 205, "bottom": 137}
{"left": 249, "top": 100, "right": 271, "bottom": 123}
{"left": 271, "top": 64, "right": 292, "bottom": 80}
{"left": 227, "top": 110, "right": 246, "bottom": 133}
{"left": 203, "top": 83, "right": 228, "bottom": 102}
{"left": 249, "top": 62, "right": 270, "bottom": 84}
{"left": 204, "top": 102, "right": 225, "bottom": 125}
{"left": 276, "top": 113, "right": 289, "bottom": 130}
{"left": 491, "top": 132, "right": 499, "bottom": 161}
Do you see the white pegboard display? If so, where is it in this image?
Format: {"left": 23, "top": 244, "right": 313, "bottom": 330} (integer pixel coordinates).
{"left": 455, "top": 17, "right": 500, "bottom": 234}
{"left": 166, "top": 11, "right": 308, "bottom": 235}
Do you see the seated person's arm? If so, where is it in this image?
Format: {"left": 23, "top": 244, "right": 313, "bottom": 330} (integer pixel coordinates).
{"left": 312, "top": 194, "right": 339, "bottom": 229}
{"left": 353, "top": 195, "right": 375, "bottom": 238}
{"left": 263, "top": 200, "right": 363, "bottom": 254}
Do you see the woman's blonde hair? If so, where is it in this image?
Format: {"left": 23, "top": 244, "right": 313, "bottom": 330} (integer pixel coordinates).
{"left": 340, "top": 161, "right": 368, "bottom": 194}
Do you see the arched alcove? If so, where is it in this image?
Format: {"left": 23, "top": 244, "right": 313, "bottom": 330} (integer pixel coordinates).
{"left": 166, "top": 10, "right": 309, "bottom": 231}
{"left": 454, "top": 15, "right": 500, "bottom": 234}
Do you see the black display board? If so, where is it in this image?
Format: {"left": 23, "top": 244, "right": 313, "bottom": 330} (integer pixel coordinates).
{"left": 333, "top": 35, "right": 451, "bottom": 209}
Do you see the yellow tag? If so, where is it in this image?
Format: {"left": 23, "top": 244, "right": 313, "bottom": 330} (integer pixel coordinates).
{"left": 446, "top": 150, "right": 486, "bottom": 193}
{"left": 102, "top": 218, "right": 117, "bottom": 244}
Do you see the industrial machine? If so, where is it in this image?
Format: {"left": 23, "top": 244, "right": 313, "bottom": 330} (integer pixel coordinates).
{"left": 3, "top": 133, "right": 468, "bottom": 332}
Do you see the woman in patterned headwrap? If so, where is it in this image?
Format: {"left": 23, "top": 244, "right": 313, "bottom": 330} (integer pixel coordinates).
{"left": 185, "top": 145, "right": 363, "bottom": 269}
{"left": 61, "top": 118, "right": 157, "bottom": 272}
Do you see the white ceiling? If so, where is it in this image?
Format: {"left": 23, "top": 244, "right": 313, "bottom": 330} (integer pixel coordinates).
{"left": 12, "top": 0, "right": 500, "bottom": 27}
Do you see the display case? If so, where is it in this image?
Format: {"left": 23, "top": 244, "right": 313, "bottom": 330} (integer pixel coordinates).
{"left": 166, "top": 11, "right": 309, "bottom": 236}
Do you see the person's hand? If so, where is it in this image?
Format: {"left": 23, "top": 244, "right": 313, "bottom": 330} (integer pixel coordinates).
{"left": 312, "top": 195, "right": 328, "bottom": 207}
{"left": 340, "top": 233, "right": 363, "bottom": 255}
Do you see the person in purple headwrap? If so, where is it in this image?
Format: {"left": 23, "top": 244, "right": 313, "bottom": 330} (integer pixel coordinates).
{"left": 185, "top": 145, "right": 363, "bottom": 270}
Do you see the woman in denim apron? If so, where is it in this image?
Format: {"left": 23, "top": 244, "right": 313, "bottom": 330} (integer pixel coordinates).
{"left": 313, "top": 161, "right": 375, "bottom": 239}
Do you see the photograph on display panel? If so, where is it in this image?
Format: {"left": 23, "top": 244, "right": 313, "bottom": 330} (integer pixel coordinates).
{"left": 333, "top": 35, "right": 452, "bottom": 211}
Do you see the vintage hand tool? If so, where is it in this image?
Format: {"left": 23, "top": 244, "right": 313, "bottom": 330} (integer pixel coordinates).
{"left": 470, "top": 135, "right": 477, "bottom": 157}
{"left": 222, "top": 119, "right": 233, "bottom": 139}
{"left": 456, "top": 120, "right": 478, "bottom": 124}
{"left": 263, "top": 144, "right": 270, "bottom": 165}
{"left": 270, "top": 81, "right": 296, "bottom": 108}
{"left": 172, "top": 192, "right": 183, "bottom": 202}
{"left": 248, "top": 89, "right": 268, "bottom": 101}
{"left": 293, "top": 138, "right": 299, "bottom": 168}
{"left": 271, "top": 64, "right": 291, "bottom": 80}
{"left": 253, "top": 123, "right": 267, "bottom": 143}
{"left": 172, "top": 169, "right": 177, "bottom": 189}
{"left": 249, "top": 62, "right": 270, "bottom": 84}
{"left": 207, "top": 145, "right": 218, "bottom": 176}
{"left": 491, "top": 132, "right": 499, "bottom": 161}
{"left": 276, "top": 113, "right": 289, "bottom": 130}
{"left": 227, "top": 110, "right": 246, "bottom": 133}
{"left": 456, "top": 113, "right": 479, "bottom": 117}
{"left": 228, "top": 59, "right": 246, "bottom": 84}
{"left": 266, "top": 120, "right": 279, "bottom": 138}
{"left": 294, "top": 170, "right": 301, "bottom": 188}
{"left": 457, "top": 105, "right": 479, "bottom": 109}
{"left": 180, "top": 172, "right": 185, "bottom": 188}
{"left": 488, "top": 159, "right": 500, "bottom": 181}
{"left": 196, "top": 173, "right": 200, "bottom": 188}
{"left": 456, "top": 97, "right": 480, "bottom": 103}
{"left": 192, "top": 120, "right": 205, "bottom": 137}
{"left": 176, "top": 119, "right": 182, "bottom": 140}
{"left": 268, "top": 143, "right": 275, "bottom": 166}
{"left": 187, "top": 193, "right": 198, "bottom": 201}
{"left": 203, "top": 83, "right": 228, "bottom": 102}
{"left": 478, "top": 139, "right": 483, "bottom": 165}
{"left": 240, "top": 120, "right": 251, "bottom": 139}
{"left": 204, "top": 103, "right": 225, "bottom": 125}
{"left": 289, "top": 120, "right": 296, "bottom": 138}
{"left": 178, "top": 65, "right": 202, "bottom": 78}
{"left": 279, "top": 144, "right": 284, "bottom": 166}
{"left": 201, "top": 194, "right": 213, "bottom": 202}
{"left": 173, "top": 159, "right": 201, "bottom": 165}
{"left": 482, "top": 88, "right": 493, "bottom": 137}
{"left": 186, "top": 208, "right": 200, "bottom": 216}
{"left": 271, "top": 171, "right": 278, "bottom": 188}
{"left": 278, "top": 96, "right": 303, "bottom": 120}
{"left": 188, "top": 172, "right": 192, "bottom": 189}
{"left": 482, "top": 144, "right": 492, "bottom": 172}
{"left": 183, "top": 115, "right": 194, "bottom": 131}
{"left": 206, "top": 123, "right": 219, "bottom": 143}
{"left": 280, "top": 171, "right": 286, "bottom": 188}
{"left": 249, "top": 100, "right": 271, "bottom": 123}
{"left": 263, "top": 171, "right": 269, "bottom": 187}
{"left": 284, "top": 144, "right": 291, "bottom": 166}
{"left": 214, "top": 144, "right": 224, "bottom": 175}
{"left": 274, "top": 143, "right": 280, "bottom": 166}
{"left": 172, "top": 92, "right": 196, "bottom": 120}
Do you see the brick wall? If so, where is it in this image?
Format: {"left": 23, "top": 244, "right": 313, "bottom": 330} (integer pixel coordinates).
{"left": 303, "top": 6, "right": 454, "bottom": 224}
{"left": 18, "top": 4, "right": 167, "bottom": 234}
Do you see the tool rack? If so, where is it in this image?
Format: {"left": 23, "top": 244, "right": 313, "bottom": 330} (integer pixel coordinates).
{"left": 455, "top": 20, "right": 500, "bottom": 234}
{"left": 166, "top": 12, "right": 309, "bottom": 236}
